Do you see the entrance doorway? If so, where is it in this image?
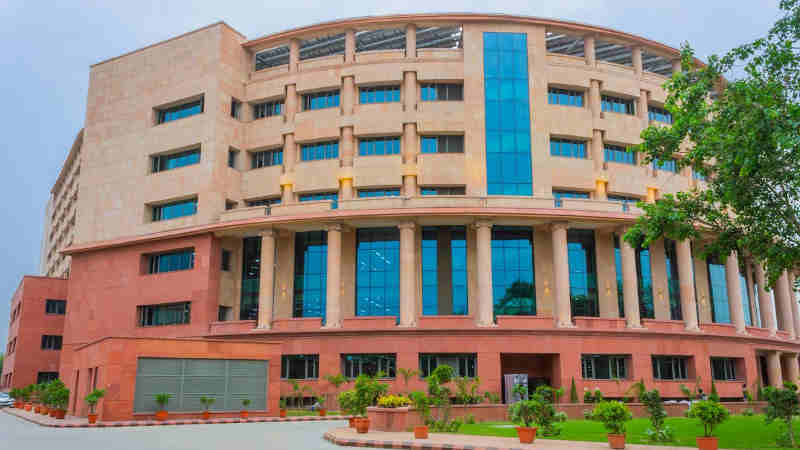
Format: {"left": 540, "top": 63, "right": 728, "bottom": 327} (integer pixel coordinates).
{"left": 500, "top": 353, "right": 559, "bottom": 403}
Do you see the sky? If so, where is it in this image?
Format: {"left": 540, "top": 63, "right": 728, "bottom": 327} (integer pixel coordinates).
{"left": 0, "top": 0, "right": 785, "bottom": 347}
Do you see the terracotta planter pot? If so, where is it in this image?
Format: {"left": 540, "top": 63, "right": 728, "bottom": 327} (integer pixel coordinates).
{"left": 696, "top": 436, "right": 719, "bottom": 450}
{"left": 355, "top": 417, "right": 370, "bottom": 434}
{"left": 414, "top": 425, "right": 429, "bottom": 439}
{"left": 34, "top": 405, "right": 41, "bottom": 414}
{"left": 88, "top": 414, "right": 98, "bottom": 424}
{"left": 55, "top": 409, "right": 66, "bottom": 420}
{"left": 240, "top": 410, "right": 249, "bottom": 419}
{"left": 201, "top": 411, "right": 211, "bottom": 420}
{"left": 279, "top": 409, "right": 287, "bottom": 418}
{"left": 24, "top": 403, "right": 32, "bottom": 411}
{"left": 348, "top": 417, "right": 356, "bottom": 428}
{"left": 49, "top": 409, "right": 57, "bottom": 417}
{"left": 318, "top": 408, "right": 327, "bottom": 417}
{"left": 516, "top": 426, "right": 537, "bottom": 444}
{"left": 14, "top": 401, "right": 23, "bottom": 409}
{"left": 607, "top": 433, "right": 626, "bottom": 449}
{"left": 155, "top": 410, "right": 168, "bottom": 421}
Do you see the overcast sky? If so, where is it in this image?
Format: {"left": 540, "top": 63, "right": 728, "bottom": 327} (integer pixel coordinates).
{"left": 0, "top": 0, "right": 784, "bottom": 347}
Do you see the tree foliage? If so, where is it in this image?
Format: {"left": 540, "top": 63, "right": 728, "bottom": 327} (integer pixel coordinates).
{"left": 764, "top": 382, "right": 800, "bottom": 447}
{"left": 626, "top": 0, "right": 800, "bottom": 285}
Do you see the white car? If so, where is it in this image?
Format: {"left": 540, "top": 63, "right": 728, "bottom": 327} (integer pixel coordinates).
{"left": 0, "top": 392, "right": 14, "bottom": 408}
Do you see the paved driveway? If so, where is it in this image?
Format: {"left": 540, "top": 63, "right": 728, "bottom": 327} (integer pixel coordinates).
{"left": 2, "top": 411, "right": 351, "bottom": 450}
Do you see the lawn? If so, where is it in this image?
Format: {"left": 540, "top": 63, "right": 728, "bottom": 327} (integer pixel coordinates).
{"left": 285, "top": 409, "right": 341, "bottom": 416}
{"left": 455, "top": 415, "right": 799, "bottom": 449}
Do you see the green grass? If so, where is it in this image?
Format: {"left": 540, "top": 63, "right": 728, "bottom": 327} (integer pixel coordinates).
{"left": 285, "top": 409, "right": 341, "bottom": 416}
{"left": 455, "top": 415, "right": 799, "bottom": 449}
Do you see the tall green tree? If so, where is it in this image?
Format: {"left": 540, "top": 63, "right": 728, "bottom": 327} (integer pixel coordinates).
{"left": 626, "top": 0, "right": 800, "bottom": 285}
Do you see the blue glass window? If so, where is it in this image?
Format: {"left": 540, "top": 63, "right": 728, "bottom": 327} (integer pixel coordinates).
{"left": 707, "top": 257, "right": 731, "bottom": 324}
{"left": 553, "top": 190, "right": 589, "bottom": 208}
{"left": 648, "top": 106, "right": 672, "bottom": 124}
{"left": 421, "top": 83, "right": 463, "bottom": 101}
{"left": 739, "top": 271, "right": 752, "bottom": 326}
{"left": 604, "top": 144, "right": 635, "bottom": 165}
{"left": 608, "top": 195, "right": 638, "bottom": 212}
{"left": 636, "top": 247, "right": 655, "bottom": 319}
{"left": 301, "top": 141, "right": 339, "bottom": 161}
{"left": 148, "top": 249, "right": 195, "bottom": 274}
{"left": 653, "top": 159, "right": 678, "bottom": 173}
{"left": 299, "top": 192, "right": 338, "bottom": 209}
{"left": 422, "top": 227, "right": 468, "bottom": 316}
{"left": 293, "top": 231, "right": 327, "bottom": 319}
{"left": 157, "top": 98, "right": 203, "bottom": 124}
{"left": 152, "top": 198, "right": 197, "bottom": 221}
{"left": 302, "top": 90, "right": 340, "bottom": 110}
{"left": 252, "top": 148, "right": 283, "bottom": 168}
{"left": 421, "top": 136, "right": 464, "bottom": 154}
{"left": 548, "top": 88, "right": 583, "bottom": 107}
{"left": 568, "top": 230, "right": 598, "bottom": 317}
{"left": 491, "top": 226, "right": 535, "bottom": 316}
{"left": 550, "top": 138, "right": 586, "bottom": 158}
{"left": 421, "top": 186, "right": 465, "bottom": 196}
{"left": 152, "top": 149, "right": 200, "bottom": 173}
{"left": 664, "top": 240, "right": 683, "bottom": 321}
{"left": 359, "top": 86, "right": 400, "bottom": 104}
{"left": 484, "top": 32, "right": 533, "bottom": 196}
{"left": 240, "top": 237, "right": 261, "bottom": 320}
{"left": 357, "top": 188, "right": 401, "bottom": 198}
{"left": 614, "top": 237, "right": 625, "bottom": 318}
{"left": 601, "top": 95, "right": 635, "bottom": 115}
{"left": 359, "top": 137, "right": 400, "bottom": 156}
{"left": 245, "top": 197, "right": 281, "bottom": 207}
{"left": 356, "top": 228, "right": 400, "bottom": 317}
{"left": 253, "top": 100, "right": 283, "bottom": 119}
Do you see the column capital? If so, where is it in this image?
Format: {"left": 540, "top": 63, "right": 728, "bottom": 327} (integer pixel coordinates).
{"left": 325, "top": 223, "right": 344, "bottom": 233}
{"left": 473, "top": 220, "right": 493, "bottom": 230}
{"left": 397, "top": 221, "right": 416, "bottom": 231}
{"left": 549, "top": 221, "right": 570, "bottom": 232}
{"left": 783, "top": 351, "right": 799, "bottom": 358}
{"left": 260, "top": 228, "right": 276, "bottom": 238}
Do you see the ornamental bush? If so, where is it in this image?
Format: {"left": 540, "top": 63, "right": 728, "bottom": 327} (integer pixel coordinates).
{"left": 687, "top": 400, "right": 729, "bottom": 437}
{"left": 593, "top": 401, "right": 632, "bottom": 435}
{"left": 376, "top": 394, "right": 411, "bottom": 408}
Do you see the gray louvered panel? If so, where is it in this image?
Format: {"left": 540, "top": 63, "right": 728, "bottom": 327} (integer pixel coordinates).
{"left": 184, "top": 359, "right": 226, "bottom": 376}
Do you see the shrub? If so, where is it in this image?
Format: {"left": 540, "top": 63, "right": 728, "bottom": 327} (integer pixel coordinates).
{"left": 155, "top": 393, "right": 172, "bottom": 410}
{"left": 464, "top": 413, "right": 476, "bottom": 425}
{"left": 741, "top": 407, "right": 755, "bottom": 416}
{"left": 569, "top": 378, "right": 578, "bottom": 403}
{"left": 377, "top": 394, "right": 411, "bottom": 408}
{"left": 337, "top": 390, "right": 357, "bottom": 416}
{"left": 640, "top": 389, "right": 673, "bottom": 442}
{"left": 688, "top": 400, "right": 729, "bottom": 437}
{"left": 593, "top": 389, "right": 604, "bottom": 403}
{"left": 84, "top": 389, "right": 106, "bottom": 415}
{"left": 453, "top": 377, "right": 482, "bottom": 405}
{"left": 508, "top": 390, "right": 537, "bottom": 428}
{"left": 583, "top": 409, "right": 594, "bottom": 420}
{"left": 484, "top": 391, "right": 500, "bottom": 404}
{"left": 199, "top": 396, "right": 215, "bottom": 411}
{"left": 352, "top": 373, "right": 389, "bottom": 415}
{"left": 593, "top": 401, "right": 632, "bottom": 436}
{"left": 554, "top": 411, "right": 568, "bottom": 423}
{"left": 583, "top": 389, "right": 593, "bottom": 404}
{"left": 709, "top": 379, "right": 720, "bottom": 403}
{"left": 242, "top": 398, "right": 252, "bottom": 410}
{"left": 409, "top": 391, "right": 430, "bottom": 421}
{"left": 764, "top": 382, "right": 800, "bottom": 448}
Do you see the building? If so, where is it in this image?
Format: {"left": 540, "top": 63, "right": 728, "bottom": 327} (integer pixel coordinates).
{"left": 3, "top": 14, "right": 800, "bottom": 421}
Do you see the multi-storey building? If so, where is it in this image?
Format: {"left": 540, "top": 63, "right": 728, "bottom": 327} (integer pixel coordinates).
{"left": 3, "top": 14, "right": 800, "bottom": 421}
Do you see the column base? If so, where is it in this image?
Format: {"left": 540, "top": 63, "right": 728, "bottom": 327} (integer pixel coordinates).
{"left": 735, "top": 329, "right": 749, "bottom": 336}
{"left": 626, "top": 322, "right": 644, "bottom": 329}
{"left": 321, "top": 322, "right": 342, "bottom": 329}
{"left": 684, "top": 325, "right": 702, "bottom": 333}
{"left": 476, "top": 321, "right": 498, "bottom": 328}
{"left": 556, "top": 320, "right": 576, "bottom": 328}
{"left": 256, "top": 324, "right": 272, "bottom": 330}
{"left": 397, "top": 322, "right": 417, "bottom": 328}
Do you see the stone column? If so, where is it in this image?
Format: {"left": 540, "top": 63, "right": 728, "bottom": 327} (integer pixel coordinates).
{"left": 289, "top": 38, "right": 300, "bottom": 72}
{"left": 784, "top": 352, "right": 800, "bottom": 385}
{"left": 619, "top": 230, "right": 642, "bottom": 328}
{"left": 403, "top": 71, "right": 417, "bottom": 111}
{"left": 551, "top": 222, "right": 573, "bottom": 328}
{"left": 595, "top": 178, "right": 608, "bottom": 201}
{"left": 342, "top": 75, "right": 355, "bottom": 116}
{"left": 767, "top": 351, "right": 784, "bottom": 387}
{"left": 788, "top": 272, "right": 800, "bottom": 341}
{"left": 345, "top": 29, "right": 355, "bottom": 63}
{"left": 776, "top": 271, "right": 797, "bottom": 339}
{"left": 675, "top": 240, "right": 700, "bottom": 331}
{"left": 583, "top": 35, "right": 595, "bottom": 66}
{"left": 638, "top": 89, "right": 649, "bottom": 122}
{"left": 725, "top": 251, "right": 748, "bottom": 334}
{"left": 398, "top": 221, "right": 417, "bottom": 327}
{"left": 285, "top": 84, "right": 298, "bottom": 122}
{"left": 589, "top": 79, "right": 601, "bottom": 119}
{"left": 257, "top": 229, "right": 276, "bottom": 329}
{"left": 755, "top": 264, "right": 778, "bottom": 336}
{"left": 402, "top": 122, "right": 418, "bottom": 196}
{"left": 324, "top": 224, "right": 343, "bottom": 328}
{"left": 406, "top": 24, "right": 417, "bottom": 58}
{"left": 632, "top": 46, "right": 643, "bottom": 76}
{"left": 475, "top": 221, "right": 494, "bottom": 327}
{"left": 591, "top": 129, "right": 604, "bottom": 172}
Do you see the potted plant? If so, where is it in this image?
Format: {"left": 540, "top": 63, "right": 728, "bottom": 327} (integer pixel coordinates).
{"left": 278, "top": 398, "right": 287, "bottom": 418}
{"left": 31, "top": 384, "right": 43, "bottom": 413}
{"left": 593, "top": 401, "right": 632, "bottom": 449}
{"left": 409, "top": 391, "right": 430, "bottom": 439}
{"left": 154, "top": 393, "right": 172, "bottom": 421}
{"left": 85, "top": 388, "right": 106, "bottom": 424}
{"left": 22, "top": 385, "right": 33, "bottom": 411}
{"left": 241, "top": 398, "right": 251, "bottom": 419}
{"left": 688, "top": 400, "right": 729, "bottom": 450}
{"left": 316, "top": 394, "right": 327, "bottom": 416}
{"left": 337, "top": 390, "right": 356, "bottom": 427}
{"left": 51, "top": 384, "right": 69, "bottom": 419}
{"left": 353, "top": 372, "right": 389, "bottom": 434}
{"left": 508, "top": 385, "right": 538, "bottom": 444}
{"left": 324, "top": 373, "right": 348, "bottom": 414}
{"left": 199, "top": 396, "right": 215, "bottom": 420}
{"left": 10, "top": 388, "right": 23, "bottom": 409}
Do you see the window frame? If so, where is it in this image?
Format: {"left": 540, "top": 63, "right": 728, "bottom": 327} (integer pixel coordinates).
{"left": 420, "top": 186, "right": 466, "bottom": 196}
{"left": 151, "top": 198, "right": 198, "bottom": 222}
{"left": 302, "top": 90, "right": 340, "bottom": 111}
{"left": 601, "top": 95, "right": 635, "bottom": 115}
{"left": 41, "top": 335, "right": 63, "bottom": 351}
{"left": 358, "top": 136, "right": 401, "bottom": 156}
{"left": 548, "top": 87, "right": 584, "bottom": 107}
{"left": 137, "top": 301, "right": 191, "bottom": 327}
{"left": 419, "top": 353, "right": 477, "bottom": 378}
{"left": 156, "top": 97, "right": 204, "bottom": 125}
{"left": 420, "top": 83, "right": 463, "bottom": 101}
{"left": 652, "top": 355, "right": 690, "bottom": 380}
{"left": 300, "top": 141, "right": 339, "bottom": 162}
{"left": 420, "top": 135, "right": 464, "bottom": 154}
{"left": 146, "top": 249, "right": 196, "bottom": 274}
{"left": 359, "top": 85, "right": 401, "bottom": 104}
{"left": 341, "top": 353, "right": 397, "bottom": 379}
{"left": 281, "top": 354, "right": 320, "bottom": 380}
{"left": 581, "top": 354, "right": 628, "bottom": 380}
{"left": 251, "top": 148, "right": 284, "bottom": 169}
{"left": 550, "top": 138, "right": 587, "bottom": 159}
{"left": 604, "top": 144, "right": 635, "bottom": 165}
{"left": 710, "top": 357, "right": 739, "bottom": 381}
{"left": 151, "top": 148, "right": 201, "bottom": 174}
{"left": 253, "top": 99, "right": 284, "bottom": 119}
{"left": 45, "top": 299, "right": 67, "bottom": 315}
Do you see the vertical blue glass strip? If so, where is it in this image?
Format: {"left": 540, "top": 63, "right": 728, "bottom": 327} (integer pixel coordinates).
{"left": 483, "top": 32, "right": 532, "bottom": 196}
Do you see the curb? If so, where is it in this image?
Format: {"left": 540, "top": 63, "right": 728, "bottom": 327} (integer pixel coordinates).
{"left": 323, "top": 431, "right": 529, "bottom": 450}
{"left": 3, "top": 409, "right": 352, "bottom": 429}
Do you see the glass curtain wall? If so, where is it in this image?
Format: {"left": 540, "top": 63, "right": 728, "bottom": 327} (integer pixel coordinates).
{"left": 636, "top": 247, "right": 655, "bottom": 319}
{"left": 614, "top": 236, "right": 625, "bottom": 318}
{"left": 356, "top": 228, "right": 400, "bottom": 317}
{"left": 664, "top": 240, "right": 683, "bottom": 320}
{"left": 293, "top": 231, "right": 327, "bottom": 319}
{"left": 491, "top": 226, "right": 535, "bottom": 316}
{"left": 568, "top": 230, "right": 598, "bottom": 317}
{"left": 707, "top": 256, "right": 731, "bottom": 323}
{"left": 421, "top": 226, "right": 468, "bottom": 315}
{"left": 240, "top": 237, "right": 261, "bottom": 320}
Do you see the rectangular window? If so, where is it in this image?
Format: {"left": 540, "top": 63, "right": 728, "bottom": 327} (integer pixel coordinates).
{"left": 281, "top": 355, "right": 319, "bottom": 379}
{"left": 359, "top": 137, "right": 400, "bottom": 156}
{"left": 147, "top": 249, "right": 195, "bottom": 274}
{"left": 245, "top": 197, "right": 281, "bottom": 208}
{"left": 137, "top": 302, "right": 191, "bottom": 327}
{"left": 152, "top": 198, "right": 197, "bottom": 221}
{"left": 231, "top": 98, "right": 242, "bottom": 119}
{"left": 240, "top": 237, "right": 261, "bottom": 320}
{"left": 636, "top": 246, "right": 655, "bottom": 319}
{"left": 604, "top": 144, "right": 635, "bottom": 165}
{"left": 300, "top": 141, "right": 339, "bottom": 161}
{"left": 293, "top": 231, "right": 327, "bottom": 319}
{"left": 608, "top": 195, "right": 638, "bottom": 212}
{"left": 151, "top": 148, "right": 200, "bottom": 173}
{"left": 711, "top": 357, "right": 738, "bottom": 381}
{"left": 221, "top": 249, "right": 232, "bottom": 272}
{"left": 652, "top": 356, "right": 689, "bottom": 380}
{"left": 548, "top": 87, "right": 584, "bottom": 107}
{"left": 299, "top": 192, "right": 338, "bottom": 209}
{"left": 491, "top": 226, "right": 535, "bottom": 316}
{"left": 422, "top": 227, "right": 468, "bottom": 316}
{"left": 581, "top": 355, "right": 628, "bottom": 380}
{"left": 553, "top": 190, "right": 590, "bottom": 208}
{"left": 601, "top": 95, "right": 635, "bottom": 115}
{"left": 484, "top": 32, "right": 532, "bottom": 195}
{"left": 653, "top": 159, "right": 678, "bottom": 173}
{"left": 664, "top": 240, "right": 683, "bottom": 321}
{"left": 253, "top": 100, "right": 283, "bottom": 119}
{"left": 614, "top": 237, "right": 625, "bottom": 318}
{"left": 218, "top": 306, "right": 232, "bottom": 321}
{"left": 359, "top": 85, "right": 400, "bottom": 104}
{"left": 37, "top": 372, "right": 59, "bottom": 384}
{"left": 228, "top": 149, "right": 239, "bottom": 169}
{"left": 252, "top": 148, "right": 283, "bottom": 169}
{"left": 707, "top": 256, "right": 731, "bottom": 324}
{"left": 550, "top": 138, "right": 587, "bottom": 158}
{"left": 357, "top": 188, "right": 401, "bottom": 198}
{"left": 421, "top": 83, "right": 463, "bottom": 101}
{"left": 739, "top": 268, "right": 753, "bottom": 326}
{"left": 421, "top": 186, "right": 466, "bottom": 196}
{"left": 342, "top": 354, "right": 396, "bottom": 378}
{"left": 302, "top": 90, "right": 340, "bottom": 111}
{"left": 568, "top": 230, "right": 599, "bottom": 317}
{"left": 45, "top": 299, "right": 66, "bottom": 315}
{"left": 420, "top": 135, "right": 464, "bottom": 154}
{"left": 648, "top": 106, "right": 672, "bottom": 124}
{"left": 419, "top": 354, "right": 476, "bottom": 378}
{"left": 356, "top": 228, "right": 400, "bottom": 317}
{"left": 157, "top": 98, "right": 204, "bottom": 124}
{"left": 41, "top": 335, "right": 62, "bottom": 350}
